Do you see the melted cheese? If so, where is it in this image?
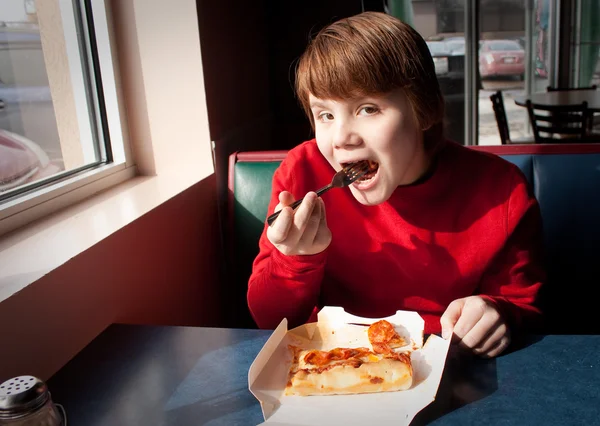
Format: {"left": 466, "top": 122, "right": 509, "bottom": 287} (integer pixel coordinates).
{"left": 286, "top": 346, "right": 412, "bottom": 396}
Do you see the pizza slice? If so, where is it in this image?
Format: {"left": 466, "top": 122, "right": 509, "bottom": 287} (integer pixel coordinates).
{"left": 285, "top": 320, "right": 412, "bottom": 396}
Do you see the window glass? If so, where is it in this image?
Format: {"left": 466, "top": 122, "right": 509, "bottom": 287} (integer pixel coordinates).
{"left": 386, "top": 0, "right": 555, "bottom": 145}
{"left": 0, "top": 0, "right": 106, "bottom": 198}
{"left": 427, "top": 41, "right": 450, "bottom": 56}
{"left": 478, "top": 0, "right": 541, "bottom": 146}
{"left": 486, "top": 41, "right": 523, "bottom": 51}
{"left": 387, "top": 0, "right": 467, "bottom": 145}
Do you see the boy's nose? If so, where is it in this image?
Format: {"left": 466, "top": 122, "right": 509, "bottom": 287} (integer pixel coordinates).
{"left": 332, "top": 123, "right": 361, "bottom": 149}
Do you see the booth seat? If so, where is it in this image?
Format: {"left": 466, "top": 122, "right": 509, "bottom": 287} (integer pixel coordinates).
{"left": 228, "top": 144, "right": 600, "bottom": 333}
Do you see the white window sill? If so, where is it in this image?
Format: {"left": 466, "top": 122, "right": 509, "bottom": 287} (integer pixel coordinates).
{"left": 0, "top": 162, "right": 213, "bottom": 304}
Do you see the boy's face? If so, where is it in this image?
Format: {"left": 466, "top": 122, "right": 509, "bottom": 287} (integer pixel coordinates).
{"left": 309, "top": 89, "right": 431, "bottom": 206}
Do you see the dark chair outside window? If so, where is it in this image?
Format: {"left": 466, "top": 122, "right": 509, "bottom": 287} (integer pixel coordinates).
{"left": 489, "top": 91, "right": 534, "bottom": 144}
{"left": 546, "top": 86, "right": 600, "bottom": 131}
{"left": 525, "top": 100, "right": 591, "bottom": 143}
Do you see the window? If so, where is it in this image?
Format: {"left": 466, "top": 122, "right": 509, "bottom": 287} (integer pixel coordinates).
{"left": 571, "top": 0, "right": 600, "bottom": 87}
{"left": 485, "top": 40, "right": 523, "bottom": 52}
{"left": 0, "top": 0, "right": 131, "bottom": 235}
{"left": 387, "top": 0, "right": 467, "bottom": 144}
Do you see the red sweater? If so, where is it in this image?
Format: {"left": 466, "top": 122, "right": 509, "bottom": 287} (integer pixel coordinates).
{"left": 247, "top": 140, "right": 545, "bottom": 334}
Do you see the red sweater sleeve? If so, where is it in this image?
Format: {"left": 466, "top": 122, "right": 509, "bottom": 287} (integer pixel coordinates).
{"left": 479, "top": 167, "right": 545, "bottom": 333}
{"left": 247, "top": 157, "right": 327, "bottom": 329}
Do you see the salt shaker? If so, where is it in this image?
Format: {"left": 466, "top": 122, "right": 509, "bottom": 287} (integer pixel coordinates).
{"left": 0, "top": 376, "right": 65, "bottom": 426}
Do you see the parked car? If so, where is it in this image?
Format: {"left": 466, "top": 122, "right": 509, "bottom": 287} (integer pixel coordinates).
{"left": 479, "top": 39, "right": 525, "bottom": 80}
{"left": 514, "top": 36, "right": 526, "bottom": 49}
{"left": 444, "top": 36, "right": 465, "bottom": 55}
{"left": 0, "top": 128, "right": 62, "bottom": 193}
{"left": 426, "top": 41, "right": 450, "bottom": 75}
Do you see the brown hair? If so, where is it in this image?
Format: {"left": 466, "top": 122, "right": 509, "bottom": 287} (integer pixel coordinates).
{"left": 295, "top": 12, "right": 445, "bottom": 150}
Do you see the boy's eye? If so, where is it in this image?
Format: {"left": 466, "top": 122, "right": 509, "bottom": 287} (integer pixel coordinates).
{"left": 359, "top": 106, "right": 379, "bottom": 116}
{"left": 318, "top": 112, "right": 334, "bottom": 122}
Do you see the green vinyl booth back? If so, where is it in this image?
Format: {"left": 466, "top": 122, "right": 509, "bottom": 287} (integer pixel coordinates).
{"left": 227, "top": 151, "right": 287, "bottom": 328}
{"left": 233, "top": 160, "right": 282, "bottom": 264}
{"left": 229, "top": 145, "right": 600, "bottom": 333}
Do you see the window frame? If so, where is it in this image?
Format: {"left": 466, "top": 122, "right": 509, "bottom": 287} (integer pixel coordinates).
{"left": 0, "top": 0, "right": 134, "bottom": 237}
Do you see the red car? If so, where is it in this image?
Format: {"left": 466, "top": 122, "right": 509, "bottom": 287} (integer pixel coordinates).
{"left": 0, "top": 129, "right": 62, "bottom": 193}
{"left": 479, "top": 40, "right": 525, "bottom": 80}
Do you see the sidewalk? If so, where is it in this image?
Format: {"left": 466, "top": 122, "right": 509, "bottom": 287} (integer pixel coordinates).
{"left": 478, "top": 89, "right": 530, "bottom": 145}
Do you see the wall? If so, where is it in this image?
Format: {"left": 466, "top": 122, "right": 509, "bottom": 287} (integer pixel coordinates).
{"left": 0, "top": 174, "right": 221, "bottom": 381}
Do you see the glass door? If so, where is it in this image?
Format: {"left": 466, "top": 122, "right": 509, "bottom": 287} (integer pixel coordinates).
{"left": 386, "top": 0, "right": 467, "bottom": 145}
{"left": 476, "top": 0, "right": 554, "bottom": 145}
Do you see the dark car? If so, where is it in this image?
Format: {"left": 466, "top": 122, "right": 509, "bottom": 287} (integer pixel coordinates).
{"left": 426, "top": 38, "right": 466, "bottom": 144}
{"left": 426, "top": 41, "right": 450, "bottom": 75}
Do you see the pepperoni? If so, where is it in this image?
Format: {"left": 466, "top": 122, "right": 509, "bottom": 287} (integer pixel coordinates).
{"left": 371, "top": 342, "right": 389, "bottom": 354}
{"left": 368, "top": 320, "right": 406, "bottom": 354}
{"left": 292, "top": 345, "right": 410, "bottom": 377}
{"left": 303, "top": 347, "right": 371, "bottom": 366}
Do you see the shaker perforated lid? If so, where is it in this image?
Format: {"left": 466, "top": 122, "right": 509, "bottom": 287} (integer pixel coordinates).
{"left": 0, "top": 376, "right": 49, "bottom": 419}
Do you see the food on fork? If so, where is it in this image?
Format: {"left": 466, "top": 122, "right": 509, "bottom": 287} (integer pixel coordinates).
{"left": 341, "top": 159, "right": 379, "bottom": 184}
{"left": 285, "top": 320, "right": 412, "bottom": 396}
{"left": 266, "top": 160, "right": 369, "bottom": 226}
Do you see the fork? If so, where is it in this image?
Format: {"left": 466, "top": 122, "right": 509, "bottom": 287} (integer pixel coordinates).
{"left": 266, "top": 161, "right": 370, "bottom": 226}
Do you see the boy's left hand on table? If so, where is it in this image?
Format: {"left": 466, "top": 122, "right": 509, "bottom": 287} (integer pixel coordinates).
{"left": 440, "top": 296, "right": 511, "bottom": 358}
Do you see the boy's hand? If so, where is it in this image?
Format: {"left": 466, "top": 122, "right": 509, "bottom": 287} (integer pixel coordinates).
{"left": 267, "top": 191, "right": 332, "bottom": 256}
{"left": 440, "top": 296, "right": 511, "bottom": 358}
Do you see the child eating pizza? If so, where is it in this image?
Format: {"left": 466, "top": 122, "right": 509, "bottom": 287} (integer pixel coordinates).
{"left": 247, "top": 11, "right": 545, "bottom": 358}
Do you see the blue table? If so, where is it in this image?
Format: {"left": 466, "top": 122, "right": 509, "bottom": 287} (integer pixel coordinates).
{"left": 47, "top": 325, "right": 600, "bottom": 425}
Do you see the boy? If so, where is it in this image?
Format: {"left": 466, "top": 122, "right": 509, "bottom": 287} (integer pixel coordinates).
{"left": 247, "top": 12, "right": 544, "bottom": 358}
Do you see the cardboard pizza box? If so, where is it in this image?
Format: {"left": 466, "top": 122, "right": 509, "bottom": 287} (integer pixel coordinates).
{"left": 248, "top": 306, "right": 451, "bottom": 426}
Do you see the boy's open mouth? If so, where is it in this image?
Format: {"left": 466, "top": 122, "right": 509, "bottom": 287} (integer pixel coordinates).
{"left": 342, "top": 160, "right": 379, "bottom": 182}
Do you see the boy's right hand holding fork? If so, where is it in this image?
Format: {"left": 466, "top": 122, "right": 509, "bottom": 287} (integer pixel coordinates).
{"left": 267, "top": 191, "right": 332, "bottom": 256}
